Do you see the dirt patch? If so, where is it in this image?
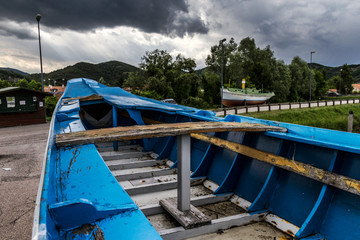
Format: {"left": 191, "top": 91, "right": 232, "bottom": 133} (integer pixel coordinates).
{"left": 148, "top": 213, "right": 181, "bottom": 231}
{"left": 197, "top": 201, "right": 246, "bottom": 220}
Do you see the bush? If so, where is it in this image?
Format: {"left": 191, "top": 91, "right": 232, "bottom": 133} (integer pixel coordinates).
{"left": 182, "top": 97, "right": 210, "bottom": 108}
{"left": 137, "top": 90, "right": 163, "bottom": 100}
{"left": 45, "top": 96, "right": 59, "bottom": 117}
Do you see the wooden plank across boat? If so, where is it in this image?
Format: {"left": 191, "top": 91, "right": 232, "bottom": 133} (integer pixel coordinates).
{"left": 56, "top": 121, "right": 287, "bottom": 147}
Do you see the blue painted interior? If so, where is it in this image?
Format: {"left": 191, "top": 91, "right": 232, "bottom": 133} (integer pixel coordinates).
{"left": 35, "top": 78, "right": 360, "bottom": 240}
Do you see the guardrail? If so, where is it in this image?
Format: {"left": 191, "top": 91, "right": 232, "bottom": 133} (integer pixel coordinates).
{"left": 215, "top": 98, "right": 360, "bottom": 116}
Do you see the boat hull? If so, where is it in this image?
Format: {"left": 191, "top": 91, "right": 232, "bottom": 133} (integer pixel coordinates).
{"left": 222, "top": 99, "right": 267, "bottom": 106}
{"left": 222, "top": 88, "right": 273, "bottom": 106}
{"left": 33, "top": 78, "right": 360, "bottom": 240}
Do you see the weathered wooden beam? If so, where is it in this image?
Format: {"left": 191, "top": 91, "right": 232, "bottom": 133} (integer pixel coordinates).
{"left": 160, "top": 212, "right": 265, "bottom": 240}
{"left": 56, "top": 122, "right": 286, "bottom": 147}
{"left": 64, "top": 94, "right": 103, "bottom": 102}
{"left": 159, "top": 197, "right": 211, "bottom": 229}
{"left": 190, "top": 133, "right": 360, "bottom": 197}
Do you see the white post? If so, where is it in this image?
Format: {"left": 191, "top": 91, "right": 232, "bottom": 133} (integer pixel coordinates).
{"left": 177, "top": 134, "right": 191, "bottom": 211}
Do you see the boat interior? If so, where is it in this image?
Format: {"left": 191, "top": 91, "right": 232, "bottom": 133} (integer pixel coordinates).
{"left": 33, "top": 78, "right": 360, "bottom": 240}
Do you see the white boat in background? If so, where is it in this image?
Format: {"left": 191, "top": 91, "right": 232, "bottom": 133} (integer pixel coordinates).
{"left": 222, "top": 88, "right": 275, "bottom": 107}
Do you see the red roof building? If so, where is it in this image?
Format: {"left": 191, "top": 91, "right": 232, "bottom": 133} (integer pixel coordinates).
{"left": 44, "top": 85, "right": 66, "bottom": 98}
{"left": 352, "top": 84, "right": 360, "bottom": 93}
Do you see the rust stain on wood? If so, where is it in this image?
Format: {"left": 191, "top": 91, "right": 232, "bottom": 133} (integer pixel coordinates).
{"left": 190, "top": 133, "right": 360, "bottom": 197}
{"left": 56, "top": 121, "right": 286, "bottom": 147}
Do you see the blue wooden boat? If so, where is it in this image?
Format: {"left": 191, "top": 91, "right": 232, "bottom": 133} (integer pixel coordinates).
{"left": 33, "top": 78, "right": 360, "bottom": 239}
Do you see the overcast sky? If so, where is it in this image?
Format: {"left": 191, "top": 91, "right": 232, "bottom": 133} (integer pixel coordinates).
{"left": 1, "top": 0, "right": 360, "bottom": 74}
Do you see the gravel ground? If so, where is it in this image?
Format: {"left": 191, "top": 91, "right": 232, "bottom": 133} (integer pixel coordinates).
{"left": 0, "top": 123, "right": 50, "bottom": 240}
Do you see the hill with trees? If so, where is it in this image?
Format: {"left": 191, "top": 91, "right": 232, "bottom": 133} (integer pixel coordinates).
{"left": 311, "top": 63, "right": 360, "bottom": 83}
{"left": 0, "top": 69, "right": 27, "bottom": 82}
{"left": 29, "top": 60, "right": 141, "bottom": 86}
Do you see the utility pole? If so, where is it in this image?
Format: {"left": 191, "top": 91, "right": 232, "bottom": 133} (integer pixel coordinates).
{"left": 220, "top": 38, "right": 226, "bottom": 108}
{"left": 36, "top": 14, "right": 44, "bottom": 92}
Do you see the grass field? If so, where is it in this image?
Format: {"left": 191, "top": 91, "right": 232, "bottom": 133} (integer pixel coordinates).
{"left": 244, "top": 104, "right": 360, "bottom": 133}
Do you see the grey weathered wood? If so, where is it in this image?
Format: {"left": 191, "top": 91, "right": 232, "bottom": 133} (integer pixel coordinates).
{"left": 107, "top": 159, "right": 167, "bottom": 170}
{"left": 125, "top": 181, "right": 178, "bottom": 196}
{"left": 96, "top": 143, "right": 141, "bottom": 152}
{"left": 56, "top": 122, "right": 287, "bottom": 147}
{"left": 159, "top": 212, "right": 265, "bottom": 240}
{"left": 160, "top": 197, "right": 211, "bottom": 229}
{"left": 114, "top": 168, "right": 176, "bottom": 181}
{"left": 191, "top": 133, "right": 360, "bottom": 197}
{"left": 124, "top": 177, "right": 206, "bottom": 196}
{"left": 101, "top": 151, "right": 147, "bottom": 161}
{"left": 140, "top": 193, "right": 233, "bottom": 216}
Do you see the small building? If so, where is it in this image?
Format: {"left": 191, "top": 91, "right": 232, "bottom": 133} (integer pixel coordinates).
{"left": 0, "top": 87, "right": 52, "bottom": 127}
{"left": 44, "top": 85, "right": 66, "bottom": 98}
{"left": 352, "top": 84, "right": 360, "bottom": 93}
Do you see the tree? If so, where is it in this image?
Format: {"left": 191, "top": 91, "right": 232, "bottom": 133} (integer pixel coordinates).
{"left": 174, "top": 55, "right": 196, "bottom": 73}
{"left": 270, "top": 61, "right": 291, "bottom": 103}
{"left": 28, "top": 80, "right": 42, "bottom": 91}
{"left": 128, "top": 49, "right": 199, "bottom": 104}
{"left": 201, "top": 70, "right": 221, "bottom": 106}
{"left": 147, "top": 76, "right": 174, "bottom": 99}
{"left": 45, "top": 96, "right": 59, "bottom": 117}
{"left": 0, "top": 79, "right": 11, "bottom": 88}
{"left": 236, "top": 38, "right": 279, "bottom": 92}
{"left": 123, "top": 72, "right": 145, "bottom": 90}
{"left": 289, "top": 56, "right": 310, "bottom": 101}
{"left": 140, "top": 49, "right": 173, "bottom": 78}
{"left": 173, "top": 73, "right": 200, "bottom": 103}
{"left": 314, "top": 70, "right": 328, "bottom": 98}
{"left": 339, "top": 64, "right": 354, "bottom": 94}
{"left": 328, "top": 76, "right": 340, "bottom": 89}
{"left": 15, "top": 79, "right": 29, "bottom": 88}
{"left": 205, "top": 37, "right": 278, "bottom": 93}
{"left": 205, "top": 38, "right": 238, "bottom": 85}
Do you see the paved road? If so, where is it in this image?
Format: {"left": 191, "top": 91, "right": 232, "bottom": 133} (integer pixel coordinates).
{"left": 0, "top": 123, "right": 49, "bottom": 240}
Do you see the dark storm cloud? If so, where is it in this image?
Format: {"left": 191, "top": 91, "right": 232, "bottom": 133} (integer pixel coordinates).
{"left": 0, "top": 0, "right": 208, "bottom": 37}
{"left": 213, "top": 0, "right": 360, "bottom": 66}
{"left": 0, "top": 23, "right": 37, "bottom": 40}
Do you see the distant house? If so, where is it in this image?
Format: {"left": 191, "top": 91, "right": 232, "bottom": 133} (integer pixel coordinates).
{"left": 352, "top": 84, "right": 360, "bottom": 93}
{"left": 44, "top": 85, "right": 66, "bottom": 98}
{"left": 0, "top": 87, "right": 52, "bottom": 127}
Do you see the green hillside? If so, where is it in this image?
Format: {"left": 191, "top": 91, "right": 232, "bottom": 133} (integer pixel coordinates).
{"left": 311, "top": 63, "right": 360, "bottom": 82}
{"left": 29, "top": 60, "right": 141, "bottom": 86}
{"left": 0, "top": 69, "right": 26, "bottom": 81}
{"left": 2, "top": 60, "right": 360, "bottom": 86}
